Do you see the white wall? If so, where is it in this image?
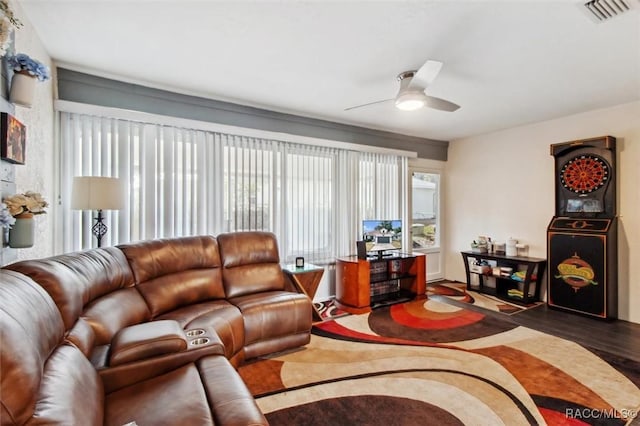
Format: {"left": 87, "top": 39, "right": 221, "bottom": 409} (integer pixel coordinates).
{"left": 445, "top": 101, "right": 640, "bottom": 322}
{"left": 11, "top": 1, "right": 55, "bottom": 260}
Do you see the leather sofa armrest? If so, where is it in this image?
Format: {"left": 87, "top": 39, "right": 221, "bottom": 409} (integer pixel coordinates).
{"left": 110, "top": 320, "right": 187, "bottom": 366}
{"left": 101, "top": 325, "right": 226, "bottom": 393}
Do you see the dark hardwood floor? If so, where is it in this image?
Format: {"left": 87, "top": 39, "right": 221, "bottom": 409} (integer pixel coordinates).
{"left": 509, "top": 303, "right": 640, "bottom": 363}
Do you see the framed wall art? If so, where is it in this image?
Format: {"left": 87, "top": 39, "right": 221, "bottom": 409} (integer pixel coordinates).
{"left": 1, "top": 113, "right": 26, "bottom": 165}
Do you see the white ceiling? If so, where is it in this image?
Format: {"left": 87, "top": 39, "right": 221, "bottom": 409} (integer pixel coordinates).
{"left": 19, "top": 0, "right": 640, "bottom": 142}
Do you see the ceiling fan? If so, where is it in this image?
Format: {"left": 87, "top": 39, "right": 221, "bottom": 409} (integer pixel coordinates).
{"left": 345, "top": 59, "right": 460, "bottom": 113}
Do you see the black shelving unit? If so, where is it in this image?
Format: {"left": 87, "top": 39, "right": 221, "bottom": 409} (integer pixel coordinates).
{"left": 461, "top": 251, "right": 547, "bottom": 305}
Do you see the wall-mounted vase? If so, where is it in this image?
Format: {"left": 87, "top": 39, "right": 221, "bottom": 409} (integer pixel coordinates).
{"left": 8, "top": 212, "right": 34, "bottom": 248}
{"left": 9, "top": 71, "right": 36, "bottom": 108}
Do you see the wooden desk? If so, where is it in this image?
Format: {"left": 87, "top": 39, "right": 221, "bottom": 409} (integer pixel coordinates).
{"left": 282, "top": 263, "right": 325, "bottom": 322}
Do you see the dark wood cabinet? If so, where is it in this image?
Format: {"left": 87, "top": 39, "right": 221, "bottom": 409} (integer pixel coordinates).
{"left": 335, "top": 253, "right": 426, "bottom": 314}
{"left": 547, "top": 218, "right": 617, "bottom": 319}
{"left": 460, "top": 251, "right": 546, "bottom": 305}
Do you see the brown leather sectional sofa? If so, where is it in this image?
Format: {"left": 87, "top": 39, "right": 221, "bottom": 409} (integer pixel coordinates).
{"left": 0, "top": 232, "right": 313, "bottom": 425}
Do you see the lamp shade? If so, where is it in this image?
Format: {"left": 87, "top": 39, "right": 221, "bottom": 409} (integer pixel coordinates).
{"left": 71, "top": 176, "right": 125, "bottom": 211}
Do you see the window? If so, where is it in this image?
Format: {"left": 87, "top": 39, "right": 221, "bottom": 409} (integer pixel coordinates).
{"left": 359, "top": 152, "right": 403, "bottom": 222}
{"left": 284, "top": 149, "right": 334, "bottom": 261}
{"left": 411, "top": 171, "right": 440, "bottom": 249}
{"left": 59, "top": 111, "right": 407, "bottom": 264}
{"left": 222, "top": 138, "right": 276, "bottom": 232}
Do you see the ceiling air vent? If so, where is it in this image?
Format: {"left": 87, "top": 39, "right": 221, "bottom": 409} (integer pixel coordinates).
{"left": 581, "top": 0, "right": 639, "bottom": 22}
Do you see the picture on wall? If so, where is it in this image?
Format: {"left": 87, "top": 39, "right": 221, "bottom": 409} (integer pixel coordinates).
{"left": 1, "top": 113, "right": 26, "bottom": 165}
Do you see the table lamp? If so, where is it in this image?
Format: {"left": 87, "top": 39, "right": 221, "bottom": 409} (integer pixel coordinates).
{"left": 71, "top": 176, "right": 125, "bottom": 247}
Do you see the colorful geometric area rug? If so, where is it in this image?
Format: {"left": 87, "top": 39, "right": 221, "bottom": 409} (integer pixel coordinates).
{"left": 428, "top": 280, "right": 544, "bottom": 315}
{"left": 313, "top": 298, "right": 350, "bottom": 321}
{"left": 238, "top": 298, "right": 640, "bottom": 426}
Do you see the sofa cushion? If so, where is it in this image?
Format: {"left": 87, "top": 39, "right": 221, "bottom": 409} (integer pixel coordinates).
{"left": 32, "top": 344, "right": 104, "bottom": 425}
{"left": 3, "top": 260, "right": 82, "bottom": 330}
{"left": 217, "top": 231, "right": 286, "bottom": 298}
{"left": 230, "top": 290, "right": 312, "bottom": 359}
{"left": 66, "top": 317, "right": 96, "bottom": 357}
{"left": 137, "top": 269, "right": 225, "bottom": 318}
{"left": 103, "top": 357, "right": 268, "bottom": 426}
{"left": 4, "top": 247, "right": 135, "bottom": 330}
{"left": 110, "top": 320, "right": 187, "bottom": 366}
{"left": 0, "top": 270, "right": 104, "bottom": 425}
{"left": 82, "top": 287, "right": 151, "bottom": 345}
{"left": 105, "top": 363, "right": 214, "bottom": 426}
{"left": 119, "top": 236, "right": 225, "bottom": 317}
{"left": 197, "top": 356, "right": 268, "bottom": 425}
{"left": 157, "top": 300, "right": 244, "bottom": 359}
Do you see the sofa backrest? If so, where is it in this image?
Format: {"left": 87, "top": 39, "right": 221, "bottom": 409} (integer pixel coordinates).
{"left": 118, "top": 235, "right": 225, "bottom": 318}
{"left": 217, "top": 231, "right": 285, "bottom": 298}
{"left": 0, "top": 270, "right": 104, "bottom": 425}
{"left": 4, "top": 247, "right": 149, "bottom": 347}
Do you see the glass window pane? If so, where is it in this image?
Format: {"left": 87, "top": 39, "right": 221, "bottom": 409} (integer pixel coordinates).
{"left": 411, "top": 172, "right": 439, "bottom": 249}
{"left": 285, "top": 152, "right": 333, "bottom": 261}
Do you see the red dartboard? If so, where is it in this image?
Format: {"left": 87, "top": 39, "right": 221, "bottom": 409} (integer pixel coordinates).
{"left": 560, "top": 155, "right": 609, "bottom": 194}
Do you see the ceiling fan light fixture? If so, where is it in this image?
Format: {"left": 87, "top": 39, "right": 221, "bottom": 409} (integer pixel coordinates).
{"left": 345, "top": 60, "right": 459, "bottom": 113}
{"left": 395, "top": 91, "right": 425, "bottom": 111}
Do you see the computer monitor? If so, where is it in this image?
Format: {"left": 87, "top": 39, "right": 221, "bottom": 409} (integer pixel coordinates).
{"left": 362, "top": 219, "right": 402, "bottom": 252}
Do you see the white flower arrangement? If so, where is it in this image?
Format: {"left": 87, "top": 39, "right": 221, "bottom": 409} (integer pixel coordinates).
{"left": 0, "top": 0, "right": 22, "bottom": 57}
{"left": 3, "top": 191, "right": 48, "bottom": 217}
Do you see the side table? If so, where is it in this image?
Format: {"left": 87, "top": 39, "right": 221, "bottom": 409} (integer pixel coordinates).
{"left": 282, "top": 263, "right": 325, "bottom": 322}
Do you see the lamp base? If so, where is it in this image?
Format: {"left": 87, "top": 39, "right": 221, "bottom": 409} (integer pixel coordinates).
{"left": 92, "top": 210, "right": 108, "bottom": 248}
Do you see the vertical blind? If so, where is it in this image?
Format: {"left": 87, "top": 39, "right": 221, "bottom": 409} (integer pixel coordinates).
{"left": 59, "top": 112, "right": 407, "bottom": 263}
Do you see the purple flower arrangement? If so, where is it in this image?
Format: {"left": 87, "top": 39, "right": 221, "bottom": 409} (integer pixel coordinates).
{"left": 8, "top": 53, "right": 50, "bottom": 81}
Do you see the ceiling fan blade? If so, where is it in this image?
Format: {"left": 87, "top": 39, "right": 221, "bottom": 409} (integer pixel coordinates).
{"left": 344, "top": 98, "right": 394, "bottom": 111}
{"left": 425, "top": 95, "right": 460, "bottom": 112}
{"left": 408, "top": 60, "right": 443, "bottom": 90}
